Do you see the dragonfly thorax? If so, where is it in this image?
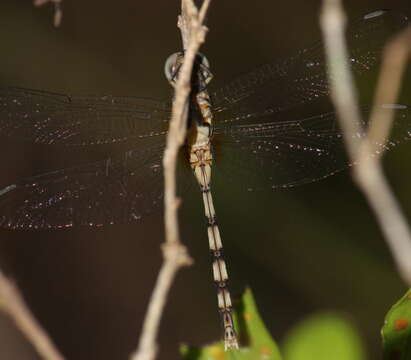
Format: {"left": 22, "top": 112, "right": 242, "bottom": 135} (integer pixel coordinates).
{"left": 187, "top": 121, "right": 213, "bottom": 168}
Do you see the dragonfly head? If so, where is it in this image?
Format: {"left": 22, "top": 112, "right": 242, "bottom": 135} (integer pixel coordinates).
{"left": 164, "top": 51, "right": 213, "bottom": 92}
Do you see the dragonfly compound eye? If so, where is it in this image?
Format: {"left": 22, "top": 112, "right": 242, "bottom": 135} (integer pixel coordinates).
{"left": 197, "top": 52, "right": 210, "bottom": 70}
{"left": 164, "top": 52, "right": 184, "bottom": 84}
{"left": 195, "top": 52, "right": 212, "bottom": 85}
{"left": 164, "top": 51, "right": 212, "bottom": 86}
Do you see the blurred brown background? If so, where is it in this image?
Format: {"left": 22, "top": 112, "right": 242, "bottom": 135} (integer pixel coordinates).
{"left": 0, "top": 0, "right": 411, "bottom": 359}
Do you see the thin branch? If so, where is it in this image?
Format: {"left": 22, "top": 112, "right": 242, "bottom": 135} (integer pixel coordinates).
{"left": 33, "top": 0, "right": 63, "bottom": 27}
{"left": 131, "top": 1, "right": 210, "bottom": 360}
{"left": 366, "top": 26, "right": 411, "bottom": 151}
{"left": 320, "top": 1, "right": 411, "bottom": 285}
{"left": 0, "top": 270, "right": 64, "bottom": 360}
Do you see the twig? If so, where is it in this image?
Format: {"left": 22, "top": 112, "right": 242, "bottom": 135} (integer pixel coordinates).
{"left": 33, "top": 0, "right": 63, "bottom": 27}
{"left": 320, "top": 0, "right": 411, "bottom": 285}
{"left": 0, "top": 270, "right": 64, "bottom": 360}
{"left": 130, "top": 1, "right": 210, "bottom": 360}
{"left": 366, "top": 26, "right": 411, "bottom": 151}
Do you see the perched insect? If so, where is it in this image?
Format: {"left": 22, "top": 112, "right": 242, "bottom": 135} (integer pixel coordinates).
{"left": 0, "top": 9, "right": 409, "bottom": 349}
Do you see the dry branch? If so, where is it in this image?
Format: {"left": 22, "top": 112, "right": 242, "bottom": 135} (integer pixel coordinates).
{"left": 320, "top": 0, "right": 411, "bottom": 285}
{"left": 0, "top": 271, "right": 64, "bottom": 360}
{"left": 131, "top": 1, "right": 210, "bottom": 360}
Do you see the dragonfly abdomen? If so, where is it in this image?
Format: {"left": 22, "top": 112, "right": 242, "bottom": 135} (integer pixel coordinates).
{"left": 191, "top": 143, "right": 238, "bottom": 349}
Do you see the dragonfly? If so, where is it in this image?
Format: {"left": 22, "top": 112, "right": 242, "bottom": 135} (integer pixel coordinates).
{"left": 0, "top": 9, "right": 410, "bottom": 350}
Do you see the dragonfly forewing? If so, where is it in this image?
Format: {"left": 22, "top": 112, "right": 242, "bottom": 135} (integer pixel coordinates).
{"left": 211, "top": 10, "right": 409, "bottom": 124}
{"left": 213, "top": 105, "right": 411, "bottom": 191}
{"left": 0, "top": 87, "right": 171, "bottom": 145}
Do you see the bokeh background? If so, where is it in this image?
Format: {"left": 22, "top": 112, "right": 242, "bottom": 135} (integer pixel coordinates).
{"left": 0, "top": 0, "right": 411, "bottom": 359}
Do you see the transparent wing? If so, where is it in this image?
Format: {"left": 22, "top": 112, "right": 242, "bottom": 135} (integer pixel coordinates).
{"left": 211, "top": 10, "right": 409, "bottom": 124}
{"left": 213, "top": 105, "right": 411, "bottom": 191}
{"left": 0, "top": 87, "right": 171, "bottom": 145}
{"left": 0, "top": 139, "right": 169, "bottom": 229}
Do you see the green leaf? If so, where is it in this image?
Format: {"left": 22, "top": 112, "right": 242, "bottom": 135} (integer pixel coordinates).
{"left": 382, "top": 289, "right": 411, "bottom": 360}
{"left": 180, "top": 287, "right": 282, "bottom": 360}
{"left": 282, "top": 313, "right": 366, "bottom": 360}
